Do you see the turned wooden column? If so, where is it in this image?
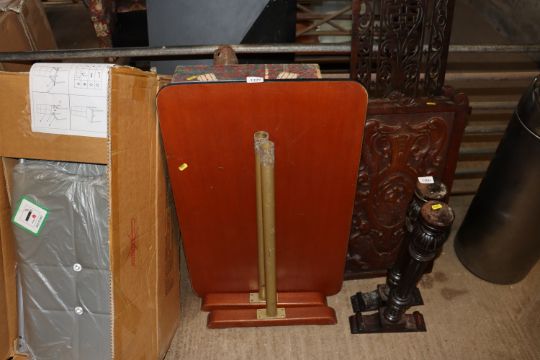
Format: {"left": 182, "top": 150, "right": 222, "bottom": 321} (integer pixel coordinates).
{"left": 384, "top": 201, "right": 454, "bottom": 323}
{"left": 386, "top": 180, "right": 448, "bottom": 291}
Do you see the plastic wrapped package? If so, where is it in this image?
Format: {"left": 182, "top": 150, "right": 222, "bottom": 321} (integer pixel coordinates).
{"left": 11, "top": 159, "right": 111, "bottom": 360}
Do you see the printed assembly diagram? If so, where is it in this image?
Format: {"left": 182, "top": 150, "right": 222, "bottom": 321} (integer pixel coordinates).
{"left": 31, "top": 65, "right": 69, "bottom": 93}
{"left": 73, "top": 66, "right": 107, "bottom": 91}
{"left": 35, "top": 103, "right": 68, "bottom": 127}
{"left": 29, "top": 63, "right": 113, "bottom": 138}
{"left": 70, "top": 106, "right": 103, "bottom": 124}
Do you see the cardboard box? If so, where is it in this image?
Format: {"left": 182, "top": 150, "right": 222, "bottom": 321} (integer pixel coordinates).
{"left": 0, "top": 0, "right": 57, "bottom": 71}
{"left": 0, "top": 67, "right": 180, "bottom": 359}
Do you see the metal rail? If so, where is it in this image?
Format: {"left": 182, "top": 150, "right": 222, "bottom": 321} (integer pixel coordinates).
{"left": 1, "top": 44, "right": 539, "bottom": 62}
{"left": 0, "top": 44, "right": 349, "bottom": 62}
{"left": 445, "top": 71, "right": 539, "bottom": 82}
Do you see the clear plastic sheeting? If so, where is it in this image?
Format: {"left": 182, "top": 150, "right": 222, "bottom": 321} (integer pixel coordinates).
{"left": 11, "top": 159, "right": 111, "bottom": 360}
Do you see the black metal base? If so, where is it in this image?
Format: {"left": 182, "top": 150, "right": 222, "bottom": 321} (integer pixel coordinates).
{"left": 350, "top": 285, "right": 424, "bottom": 312}
{"left": 349, "top": 308, "right": 427, "bottom": 334}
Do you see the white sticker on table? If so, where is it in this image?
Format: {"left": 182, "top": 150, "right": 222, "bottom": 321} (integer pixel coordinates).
{"left": 29, "top": 63, "right": 113, "bottom": 138}
{"left": 418, "top": 176, "right": 435, "bottom": 184}
{"left": 246, "top": 76, "right": 264, "bottom": 83}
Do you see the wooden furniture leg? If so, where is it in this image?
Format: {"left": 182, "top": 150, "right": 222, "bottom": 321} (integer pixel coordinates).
{"left": 351, "top": 179, "right": 448, "bottom": 312}
{"left": 350, "top": 201, "right": 454, "bottom": 334}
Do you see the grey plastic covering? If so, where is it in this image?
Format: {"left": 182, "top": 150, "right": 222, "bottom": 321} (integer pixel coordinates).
{"left": 11, "top": 159, "right": 111, "bottom": 360}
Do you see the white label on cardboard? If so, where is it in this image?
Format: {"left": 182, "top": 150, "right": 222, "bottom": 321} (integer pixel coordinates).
{"left": 418, "top": 176, "right": 435, "bottom": 184}
{"left": 29, "top": 63, "right": 113, "bottom": 138}
{"left": 246, "top": 76, "right": 264, "bottom": 83}
{"left": 12, "top": 197, "right": 49, "bottom": 236}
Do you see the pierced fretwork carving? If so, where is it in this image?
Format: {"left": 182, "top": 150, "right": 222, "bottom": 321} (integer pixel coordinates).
{"left": 350, "top": 0, "right": 455, "bottom": 98}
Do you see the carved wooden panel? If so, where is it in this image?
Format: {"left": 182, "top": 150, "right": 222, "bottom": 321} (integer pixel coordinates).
{"left": 350, "top": 0, "right": 456, "bottom": 98}
{"left": 345, "top": 90, "right": 469, "bottom": 279}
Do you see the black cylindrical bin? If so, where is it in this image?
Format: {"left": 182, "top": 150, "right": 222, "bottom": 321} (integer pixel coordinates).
{"left": 455, "top": 76, "right": 540, "bottom": 284}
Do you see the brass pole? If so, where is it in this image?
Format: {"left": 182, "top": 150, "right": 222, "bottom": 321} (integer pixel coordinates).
{"left": 260, "top": 140, "right": 277, "bottom": 317}
{"left": 254, "top": 131, "right": 269, "bottom": 300}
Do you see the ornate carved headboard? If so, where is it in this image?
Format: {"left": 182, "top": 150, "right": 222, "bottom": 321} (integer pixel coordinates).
{"left": 346, "top": 1, "right": 469, "bottom": 279}
{"left": 350, "top": 0, "right": 456, "bottom": 98}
